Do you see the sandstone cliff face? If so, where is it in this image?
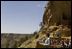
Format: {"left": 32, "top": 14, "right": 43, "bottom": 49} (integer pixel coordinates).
{"left": 43, "top": 1, "right": 71, "bottom": 28}
{"left": 43, "top": 1, "right": 71, "bottom": 37}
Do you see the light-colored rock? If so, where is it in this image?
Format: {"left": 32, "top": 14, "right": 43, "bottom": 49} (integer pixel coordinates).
{"left": 48, "top": 26, "right": 58, "bottom": 31}
{"left": 60, "top": 29, "right": 71, "bottom": 37}
{"left": 43, "top": 1, "right": 71, "bottom": 28}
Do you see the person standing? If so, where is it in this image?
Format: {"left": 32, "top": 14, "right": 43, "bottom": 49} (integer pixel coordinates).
{"left": 55, "top": 32, "right": 56, "bottom": 38}
{"left": 57, "top": 32, "right": 59, "bottom": 37}
{"left": 45, "top": 33, "right": 50, "bottom": 48}
{"left": 64, "top": 39, "right": 67, "bottom": 48}
{"left": 38, "top": 33, "right": 50, "bottom": 48}
{"left": 61, "top": 40, "right": 65, "bottom": 48}
{"left": 69, "top": 41, "right": 71, "bottom": 48}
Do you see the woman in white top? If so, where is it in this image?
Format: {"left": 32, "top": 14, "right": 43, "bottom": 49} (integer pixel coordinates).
{"left": 39, "top": 33, "right": 50, "bottom": 48}
{"left": 45, "top": 33, "right": 50, "bottom": 48}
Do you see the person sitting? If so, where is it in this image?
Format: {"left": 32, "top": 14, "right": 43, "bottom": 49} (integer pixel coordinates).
{"left": 58, "top": 40, "right": 61, "bottom": 45}
{"left": 51, "top": 40, "right": 53, "bottom": 45}
{"left": 56, "top": 40, "right": 58, "bottom": 45}
{"left": 39, "top": 39, "right": 42, "bottom": 43}
{"left": 67, "top": 41, "right": 69, "bottom": 48}
{"left": 53, "top": 39, "right": 56, "bottom": 45}
{"left": 37, "top": 39, "right": 42, "bottom": 44}
{"left": 43, "top": 38, "right": 46, "bottom": 43}
{"left": 64, "top": 39, "right": 67, "bottom": 48}
{"left": 37, "top": 37, "right": 46, "bottom": 44}
{"left": 61, "top": 40, "right": 65, "bottom": 48}
{"left": 57, "top": 40, "right": 59, "bottom": 45}
{"left": 59, "top": 40, "right": 61, "bottom": 45}
{"left": 69, "top": 41, "right": 71, "bottom": 48}
{"left": 54, "top": 42, "right": 56, "bottom": 45}
{"left": 67, "top": 38, "right": 69, "bottom": 42}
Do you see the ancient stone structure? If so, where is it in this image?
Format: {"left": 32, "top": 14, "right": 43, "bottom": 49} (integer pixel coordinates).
{"left": 43, "top": 1, "right": 71, "bottom": 37}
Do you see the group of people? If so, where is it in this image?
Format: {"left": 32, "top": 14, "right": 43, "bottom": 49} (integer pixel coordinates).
{"left": 61, "top": 38, "right": 71, "bottom": 48}
{"left": 50, "top": 39, "right": 61, "bottom": 45}
{"left": 50, "top": 39, "right": 71, "bottom": 48}
{"left": 37, "top": 33, "right": 71, "bottom": 48}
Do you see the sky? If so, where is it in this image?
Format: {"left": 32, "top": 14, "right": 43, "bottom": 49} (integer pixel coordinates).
{"left": 1, "top": 1, "right": 48, "bottom": 34}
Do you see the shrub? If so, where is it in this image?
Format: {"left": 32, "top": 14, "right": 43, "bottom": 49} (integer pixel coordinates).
{"left": 33, "top": 31, "right": 38, "bottom": 36}
{"left": 18, "top": 42, "right": 22, "bottom": 47}
{"left": 39, "top": 22, "right": 43, "bottom": 27}
{"left": 6, "top": 43, "right": 9, "bottom": 48}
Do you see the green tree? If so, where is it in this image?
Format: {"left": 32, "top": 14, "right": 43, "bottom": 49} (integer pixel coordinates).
{"left": 33, "top": 31, "right": 38, "bottom": 36}
{"left": 39, "top": 22, "right": 43, "bottom": 27}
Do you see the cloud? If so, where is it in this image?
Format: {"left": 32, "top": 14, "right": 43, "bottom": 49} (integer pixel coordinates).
{"left": 37, "top": 2, "right": 48, "bottom": 7}
{"left": 37, "top": 4, "right": 45, "bottom": 7}
{"left": 37, "top": 4, "right": 40, "bottom": 7}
